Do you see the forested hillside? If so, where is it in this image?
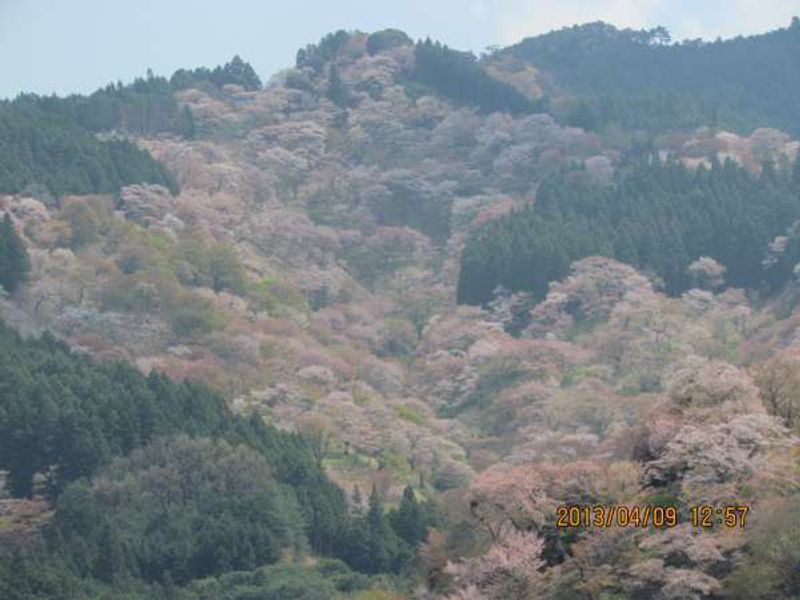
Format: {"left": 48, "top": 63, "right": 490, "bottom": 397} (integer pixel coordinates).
{"left": 410, "top": 39, "right": 538, "bottom": 115}
{"left": 503, "top": 18, "right": 800, "bottom": 134}
{"left": 297, "top": 30, "right": 537, "bottom": 115}
{"left": 0, "top": 101, "right": 179, "bottom": 197}
{"left": 0, "top": 55, "right": 265, "bottom": 198}
{"left": 2, "top": 20, "right": 800, "bottom": 600}
{"left": 0, "top": 322, "right": 428, "bottom": 598}
{"left": 459, "top": 156, "right": 800, "bottom": 304}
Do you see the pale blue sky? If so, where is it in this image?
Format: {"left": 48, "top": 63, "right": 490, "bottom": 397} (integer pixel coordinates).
{"left": 1, "top": 0, "right": 798, "bottom": 98}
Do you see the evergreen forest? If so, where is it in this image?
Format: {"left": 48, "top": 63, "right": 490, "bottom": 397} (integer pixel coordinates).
{"left": 458, "top": 157, "right": 800, "bottom": 304}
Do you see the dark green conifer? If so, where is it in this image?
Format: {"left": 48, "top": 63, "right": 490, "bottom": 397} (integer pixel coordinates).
{"left": 327, "top": 65, "right": 349, "bottom": 107}
{"left": 0, "top": 213, "right": 30, "bottom": 294}
{"left": 391, "top": 485, "right": 427, "bottom": 546}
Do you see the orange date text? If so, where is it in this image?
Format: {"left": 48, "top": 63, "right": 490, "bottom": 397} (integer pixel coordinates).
{"left": 556, "top": 505, "right": 678, "bottom": 529}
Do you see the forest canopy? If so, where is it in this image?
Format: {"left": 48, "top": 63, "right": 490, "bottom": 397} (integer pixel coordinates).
{"left": 3, "top": 17, "right": 800, "bottom": 600}
{"left": 0, "top": 321, "right": 428, "bottom": 596}
{"left": 0, "top": 55, "right": 262, "bottom": 198}
{"left": 410, "top": 39, "right": 539, "bottom": 115}
{"left": 505, "top": 19, "right": 800, "bottom": 134}
{"left": 458, "top": 157, "right": 800, "bottom": 304}
{"left": 0, "top": 101, "right": 179, "bottom": 197}
{"left": 170, "top": 55, "right": 262, "bottom": 92}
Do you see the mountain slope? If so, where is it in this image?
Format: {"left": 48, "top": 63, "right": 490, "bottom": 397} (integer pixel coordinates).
{"left": 500, "top": 18, "right": 800, "bottom": 134}
{"left": 1, "top": 23, "right": 800, "bottom": 600}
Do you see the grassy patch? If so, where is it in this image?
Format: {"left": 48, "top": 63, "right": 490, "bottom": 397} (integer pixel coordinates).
{"left": 393, "top": 404, "right": 427, "bottom": 426}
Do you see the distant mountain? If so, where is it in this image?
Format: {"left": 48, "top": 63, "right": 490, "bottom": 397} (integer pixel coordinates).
{"left": 500, "top": 18, "right": 800, "bottom": 134}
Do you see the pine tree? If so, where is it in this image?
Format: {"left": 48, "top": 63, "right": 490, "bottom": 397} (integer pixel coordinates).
{"left": 365, "top": 485, "right": 392, "bottom": 573}
{"left": 94, "top": 524, "right": 127, "bottom": 582}
{"left": 0, "top": 213, "right": 30, "bottom": 294}
{"left": 219, "top": 55, "right": 262, "bottom": 91}
{"left": 391, "top": 485, "right": 427, "bottom": 546}
{"left": 327, "top": 65, "right": 349, "bottom": 108}
{"left": 179, "top": 105, "right": 196, "bottom": 139}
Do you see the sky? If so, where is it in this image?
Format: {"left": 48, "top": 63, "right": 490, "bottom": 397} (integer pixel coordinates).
{"left": 1, "top": 0, "right": 799, "bottom": 98}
